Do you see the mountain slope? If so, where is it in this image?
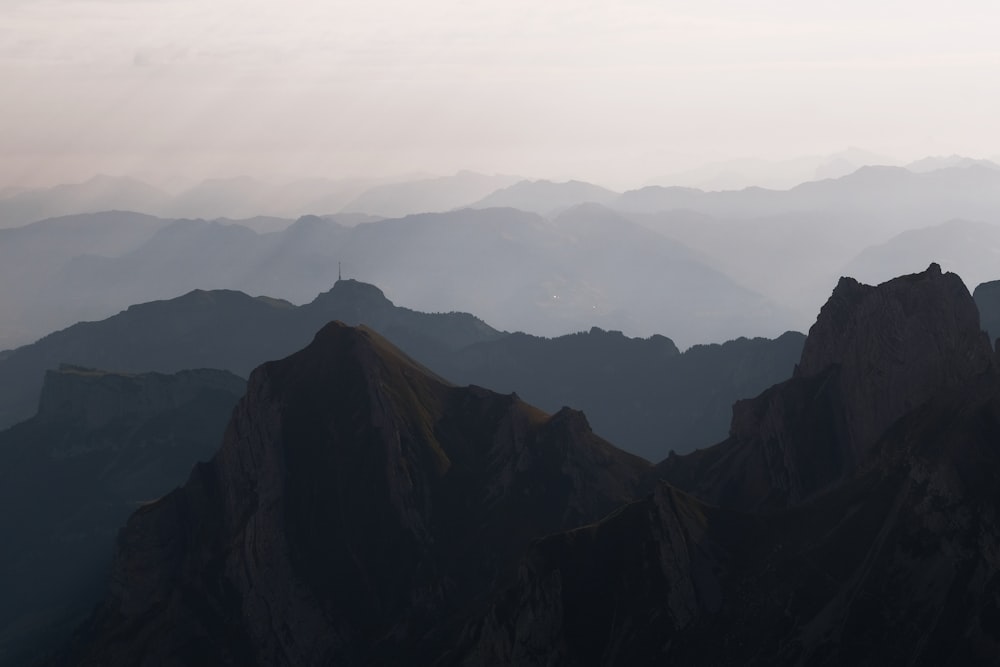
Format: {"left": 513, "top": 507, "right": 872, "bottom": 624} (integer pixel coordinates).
{"left": 0, "top": 366, "right": 244, "bottom": 667}
{"left": 461, "top": 264, "right": 1000, "bottom": 665}
{"left": 58, "top": 323, "right": 650, "bottom": 666}
{"left": 657, "top": 263, "right": 993, "bottom": 510}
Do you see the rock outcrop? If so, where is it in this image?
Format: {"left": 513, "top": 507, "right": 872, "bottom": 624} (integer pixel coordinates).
{"left": 658, "top": 264, "right": 993, "bottom": 509}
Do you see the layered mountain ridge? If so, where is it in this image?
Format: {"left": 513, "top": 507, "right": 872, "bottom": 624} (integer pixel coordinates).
{"left": 0, "top": 278, "right": 801, "bottom": 460}
{"left": 54, "top": 263, "right": 1000, "bottom": 665}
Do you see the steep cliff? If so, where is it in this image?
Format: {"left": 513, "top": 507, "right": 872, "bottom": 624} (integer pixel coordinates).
{"left": 658, "top": 264, "right": 993, "bottom": 509}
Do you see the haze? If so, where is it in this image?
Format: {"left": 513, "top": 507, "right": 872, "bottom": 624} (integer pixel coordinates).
{"left": 4, "top": 0, "right": 1000, "bottom": 189}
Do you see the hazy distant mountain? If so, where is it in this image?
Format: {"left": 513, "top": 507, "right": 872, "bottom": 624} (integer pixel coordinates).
{"left": 649, "top": 147, "right": 894, "bottom": 191}
{"left": 468, "top": 178, "right": 620, "bottom": 214}
{"left": 905, "top": 154, "right": 1000, "bottom": 173}
{"left": 0, "top": 175, "right": 170, "bottom": 228}
{"left": 339, "top": 170, "right": 522, "bottom": 217}
{"left": 842, "top": 219, "right": 1000, "bottom": 290}
{"left": 164, "top": 176, "right": 278, "bottom": 219}
{"left": 0, "top": 366, "right": 244, "bottom": 667}
{"left": 58, "top": 265, "right": 1000, "bottom": 665}
{"left": 616, "top": 164, "right": 1000, "bottom": 221}
{"left": 9, "top": 206, "right": 790, "bottom": 349}
{"left": 617, "top": 165, "right": 1000, "bottom": 329}
{"left": 0, "top": 212, "right": 172, "bottom": 346}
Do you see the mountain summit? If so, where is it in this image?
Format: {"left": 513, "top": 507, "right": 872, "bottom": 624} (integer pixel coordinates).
{"left": 59, "top": 323, "right": 648, "bottom": 665}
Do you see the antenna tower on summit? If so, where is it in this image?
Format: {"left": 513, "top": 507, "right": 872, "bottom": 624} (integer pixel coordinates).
{"left": 338, "top": 261, "right": 342, "bottom": 281}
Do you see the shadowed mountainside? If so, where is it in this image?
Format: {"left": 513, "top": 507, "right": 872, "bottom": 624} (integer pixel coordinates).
{"left": 52, "top": 264, "right": 1000, "bottom": 665}
{"left": 0, "top": 366, "right": 245, "bottom": 667}
{"left": 55, "top": 324, "right": 650, "bottom": 666}
{"left": 466, "top": 264, "right": 1000, "bottom": 665}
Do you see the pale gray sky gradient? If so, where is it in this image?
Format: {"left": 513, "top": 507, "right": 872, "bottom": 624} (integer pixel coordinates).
{"left": 3, "top": 0, "right": 1000, "bottom": 189}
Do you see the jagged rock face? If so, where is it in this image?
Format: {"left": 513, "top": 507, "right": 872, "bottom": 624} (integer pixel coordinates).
{"left": 63, "top": 323, "right": 649, "bottom": 666}
{"left": 796, "top": 263, "right": 992, "bottom": 462}
{"left": 0, "top": 366, "right": 244, "bottom": 667}
{"left": 463, "top": 376, "right": 1000, "bottom": 666}
{"left": 658, "top": 264, "right": 994, "bottom": 510}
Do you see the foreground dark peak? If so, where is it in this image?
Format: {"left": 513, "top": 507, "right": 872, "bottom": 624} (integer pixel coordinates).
{"left": 660, "top": 263, "right": 993, "bottom": 510}
{"left": 468, "top": 268, "right": 1000, "bottom": 665}
{"left": 796, "top": 262, "right": 992, "bottom": 460}
{"left": 60, "top": 322, "right": 647, "bottom": 666}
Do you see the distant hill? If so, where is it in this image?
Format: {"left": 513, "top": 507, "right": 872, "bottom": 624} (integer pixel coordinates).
{"left": 0, "top": 366, "right": 245, "bottom": 667}
{"left": 468, "top": 178, "right": 620, "bottom": 214}
{"left": 905, "top": 154, "right": 1000, "bottom": 173}
{"left": 2, "top": 206, "right": 789, "bottom": 350}
{"left": 339, "top": 170, "right": 522, "bottom": 217}
{"left": 0, "top": 175, "right": 170, "bottom": 228}
{"left": 842, "top": 219, "right": 1000, "bottom": 290}
{"left": 648, "top": 148, "right": 894, "bottom": 191}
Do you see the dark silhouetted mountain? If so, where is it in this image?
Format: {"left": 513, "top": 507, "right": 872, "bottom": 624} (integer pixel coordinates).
{"left": 0, "top": 175, "right": 170, "bottom": 228}
{"left": 0, "top": 366, "right": 244, "bottom": 667}
{"left": 339, "top": 171, "right": 522, "bottom": 217}
{"left": 469, "top": 179, "right": 620, "bottom": 214}
{"left": 54, "top": 265, "right": 1000, "bottom": 666}
{"left": 462, "top": 264, "right": 1000, "bottom": 665}
{"left": 658, "top": 263, "right": 992, "bottom": 510}
{"left": 843, "top": 219, "right": 1000, "bottom": 292}
{"left": 974, "top": 279, "right": 1000, "bottom": 343}
{"left": 0, "top": 279, "right": 800, "bottom": 460}
{"left": 57, "top": 323, "right": 649, "bottom": 666}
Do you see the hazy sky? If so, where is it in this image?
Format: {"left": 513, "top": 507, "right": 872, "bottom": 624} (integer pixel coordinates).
{"left": 4, "top": 0, "right": 1000, "bottom": 189}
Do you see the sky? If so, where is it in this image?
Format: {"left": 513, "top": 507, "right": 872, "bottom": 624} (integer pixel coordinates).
{"left": 3, "top": 0, "right": 1000, "bottom": 190}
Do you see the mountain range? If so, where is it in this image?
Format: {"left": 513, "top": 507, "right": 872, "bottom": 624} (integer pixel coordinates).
{"left": 0, "top": 205, "right": 791, "bottom": 351}
{"left": 0, "top": 279, "right": 801, "bottom": 461}
{"left": 48, "top": 263, "right": 1000, "bottom": 665}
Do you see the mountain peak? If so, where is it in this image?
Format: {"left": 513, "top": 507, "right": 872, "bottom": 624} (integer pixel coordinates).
{"left": 796, "top": 263, "right": 991, "bottom": 461}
